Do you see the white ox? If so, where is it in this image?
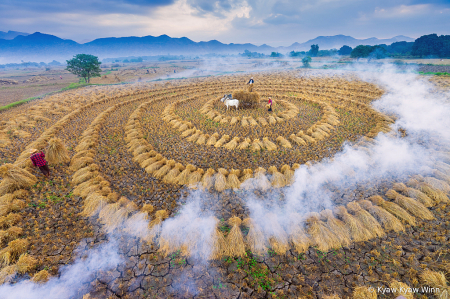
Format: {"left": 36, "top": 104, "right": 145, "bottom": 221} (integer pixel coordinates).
{"left": 220, "top": 94, "right": 239, "bottom": 111}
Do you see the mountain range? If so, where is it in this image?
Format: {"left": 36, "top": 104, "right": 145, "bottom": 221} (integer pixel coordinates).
{"left": 0, "top": 32, "right": 415, "bottom": 63}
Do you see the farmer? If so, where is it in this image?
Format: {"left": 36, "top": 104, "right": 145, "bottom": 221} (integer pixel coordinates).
{"left": 247, "top": 77, "right": 254, "bottom": 84}
{"left": 268, "top": 97, "right": 273, "bottom": 112}
{"left": 30, "top": 149, "right": 50, "bottom": 178}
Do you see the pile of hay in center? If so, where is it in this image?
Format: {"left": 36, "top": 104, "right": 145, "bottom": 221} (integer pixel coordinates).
{"left": 232, "top": 90, "right": 260, "bottom": 109}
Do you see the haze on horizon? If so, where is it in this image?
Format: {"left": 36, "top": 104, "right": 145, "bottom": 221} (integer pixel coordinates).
{"left": 1, "top": 0, "right": 450, "bottom": 46}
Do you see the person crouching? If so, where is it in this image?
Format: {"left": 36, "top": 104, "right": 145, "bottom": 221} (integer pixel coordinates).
{"left": 30, "top": 149, "right": 50, "bottom": 178}
{"left": 268, "top": 97, "right": 273, "bottom": 112}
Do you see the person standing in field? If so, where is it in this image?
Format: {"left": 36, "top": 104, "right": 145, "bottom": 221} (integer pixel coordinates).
{"left": 30, "top": 149, "right": 50, "bottom": 178}
{"left": 268, "top": 97, "right": 273, "bottom": 112}
{"left": 247, "top": 77, "right": 254, "bottom": 84}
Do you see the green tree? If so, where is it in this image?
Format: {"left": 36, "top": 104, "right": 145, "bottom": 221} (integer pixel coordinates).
{"left": 308, "top": 44, "right": 319, "bottom": 57}
{"left": 66, "top": 54, "right": 101, "bottom": 83}
{"left": 302, "top": 56, "right": 312, "bottom": 68}
{"left": 350, "top": 45, "right": 373, "bottom": 58}
{"left": 338, "top": 45, "right": 352, "bottom": 55}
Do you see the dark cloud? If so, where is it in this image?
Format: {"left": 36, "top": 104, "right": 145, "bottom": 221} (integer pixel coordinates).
{"left": 187, "top": 0, "right": 237, "bottom": 17}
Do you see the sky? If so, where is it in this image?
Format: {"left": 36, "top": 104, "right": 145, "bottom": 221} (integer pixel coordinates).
{"left": 0, "top": 0, "right": 450, "bottom": 46}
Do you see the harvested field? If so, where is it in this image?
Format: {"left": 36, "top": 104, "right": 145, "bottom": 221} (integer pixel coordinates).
{"left": 0, "top": 68, "right": 449, "bottom": 299}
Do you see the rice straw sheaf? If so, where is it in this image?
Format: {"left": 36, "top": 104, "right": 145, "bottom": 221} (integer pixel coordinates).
{"left": 322, "top": 295, "right": 341, "bottom": 299}
{"left": 268, "top": 166, "right": 286, "bottom": 188}
{"left": 297, "top": 131, "right": 316, "bottom": 144}
{"left": 82, "top": 192, "right": 108, "bottom": 217}
{"left": 201, "top": 168, "right": 216, "bottom": 190}
{"left": 187, "top": 168, "right": 204, "bottom": 189}
{"left": 32, "top": 269, "right": 50, "bottom": 283}
{"left": 176, "top": 164, "right": 196, "bottom": 185}
{"left": 407, "top": 178, "right": 449, "bottom": 204}
{"left": 420, "top": 175, "right": 450, "bottom": 193}
{"left": 320, "top": 209, "right": 351, "bottom": 247}
{"left": 242, "top": 218, "right": 266, "bottom": 255}
{"left": 141, "top": 153, "right": 163, "bottom": 169}
{"left": 262, "top": 138, "right": 277, "bottom": 151}
{"left": 306, "top": 212, "right": 341, "bottom": 252}
{"left": 237, "top": 138, "right": 251, "bottom": 150}
{"left": 386, "top": 190, "right": 435, "bottom": 220}
{"left": 281, "top": 164, "right": 296, "bottom": 185}
{"left": 288, "top": 214, "right": 311, "bottom": 254}
{"left": 153, "top": 160, "right": 176, "bottom": 179}
{"left": 145, "top": 158, "right": 167, "bottom": 174}
{"left": 186, "top": 130, "right": 202, "bottom": 142}
{"left": 389, "top": 280, "right": 414, "bottom": 299}
{"left": 209, "top": 218, "right": 227, "bottom": 260}
{"left": 346, "top": 202, "right": 385, "bottom": 238}
{"left": 214, "top": 135, "right": 230, "bottom": 148}
{"left": 358, "top": 200, "right": 404, "bottom": 233}
{"left": 16, "top": 253, "right": 37, "bottom": 274}
{"left": 254, "top": 167, "right": 270, "bottom": 191}
{"left": 72, "top": 170, "right": 99, "bottom": 186}
{"left": 227, "top": 169, "right": 241, "bottom": 190}
{"left": 0, "top": 164, "right": 37, "bottom": 189}
{"left": 266, "top": 213, "right": 289, "bottom": 255}
{"left": 230, "top": 117, "right": 239, "bottom": 125}
{"left": 46, "top": 137, "right": 70, "bottom": 164}
{"left": 71, "top": 150, "right": 95, "bottom": 161}
{"left": 225, "top": 216, "right": 246, "bottom": 257}
{"left": 196, "top": 134, "right": 209, "bottom": 145}
{"left": 369, "top": 195, "right": 416, "bottom": 225}
{"left": 181, "top": 127, "right": 197, "bottom": 138}
{"left": 251, "top": 139, "right": 263, "bottom": 152}
{"left": 334, "top": 206, "right": 374, "bottom": 242}
{"left": 215, "top": 168, "right": 229, "bottom": 192}
{"left": 0, "top": 265, "right": 17, "bottom": 284}
{"left": 240, "top": 169, "right": 253, "bottom": 183}
{"left": 70, "top": 157, "right": 94, "bottom": 171}
{"left": 419, "top": 269, "right": 449, "bottom": 299}
{"left": 352, "top": 286, "right": 377, "bottom": 299}
{"left": 148, "top": 209, "right": 169, "bottom": 240}
{"left": 206, "top": 133, "right": 220, "bottom": 146}
{"left": 162, "top": 163, "right": 185, "bottom": 184}
{"left": 268, "top": 115, "right": 276, "bottom": 125}
{"left": 393, "top": 182, "right": 434, "bottom": 207}
{"left": 289, "top": 134, "right": 307, "bottom": 146}
{"left": 224, "top": 137, "right": 240, "bottom": 150}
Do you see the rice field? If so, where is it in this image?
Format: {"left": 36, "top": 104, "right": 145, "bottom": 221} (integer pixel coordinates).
{"left": 0, "top": 70, "right": 449, "bottom": 299}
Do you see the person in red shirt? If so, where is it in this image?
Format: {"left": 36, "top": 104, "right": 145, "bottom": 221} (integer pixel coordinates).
{"left": 268, "top": 97, "right": 273, "bottom": 112}
{"left": 30, "top": 149, "right": 50, "bottom": 177}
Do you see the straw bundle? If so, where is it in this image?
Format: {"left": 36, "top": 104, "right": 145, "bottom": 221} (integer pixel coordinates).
{"left": 225, "top": 216, "right": 246, "bottom": 257}
{"left": 163, "top": 163, "right": 185, "bottom": 184}
{"left": 0, "top": 179, "right": 18, "bottom": 196}
{"left": 70, "top": 157, "right": 94, "bottom": 171}
{"left": 266, "top": 213, "right": 289, "bottom": 255}
{"left": 423, "top": 176, "right": 450, "bottom": 193}
{"left": 141, "top": 154, "right": 163, "bottom": 169}
{"left": 322, "top": 295, "right": 341, "bottom": 299}
{"left": 148, "top": 209, "right": 169, "bottom": 237}
{"left": 206, "top": 133, "right": 220, "bottom": 146}
{"left": 186, "top": 130, "right": 202, "bottom": 142}
{"left": 133, "top": 152, "right": 152, "bottom": 164}
{"left": 347, "top": 202, "right": 385, "bottom": 238}
{"left": 297, "top": 131, "right": 315, "bottom": 143}
{"left": 196, "top": 134, "right": 209, "bottom": 145}
{"left": 320, "top": 209, "right": 351, "bottom": 247}
{"left": 0, "top": 164, "right": 37, "bottom": 189}
{"left": 386, "top": 190, "right": 435, "bottom": 220}
{"left": 215, "top": 168, "right": 229, "bottom": 192}
{"left": 358, "top": 200, "right": 404, "bottom": 232}
{"left": 369, "top": 196, "right": 416, "bottom": 225}
{"left": 0, "top": 265, "right": 16, "bottom": 284}
{"left": 420, "top": 270, "right": 449, "bottom": 299}
{"left": 335, "top": 206, "right": 374, "bottom": 242}
{"left": 281, "top": 164, "right": 296, "bottom": 185}
{"left": 16, "top": 253, "right": 37, "bottom": 274}
{"left": 178, "top": 122, "right": 193, "bottom": 132}
{"left": 153, "top": 160, "right": 176, "bottom": 179}
{"left": 141, "top": 203, "right": 154, "bottom": 216}
{"left": 224, "top": 137, "right": 240, "bottom": 150}
{"left": 81, "top": 192, "right": 107, "bottom": 217}
{"left": 258, "top": 117, "right": 268, "bottom": 126}
{"left": 262, "top": 138, "right": 277, "bottom": 151}
{"left": 254, "top": 167, "right": 270, "bottom": 191}
{"left": 242, "top": 218, "right": 266, "bottom": 255}
{"left": 240, "top": 169, "right": 253, "bottom": 183}
{"left": 268, "top": 166, "right": 286, "bottom": 188}
{"left": 268, "top": 115, "right": 276, "bottom": 125}
{"left": 46, "top": 138, "right": 70, "bottom": 164}
{"left": 289, "top": 134, "right": 307, "bottom": 146}
{"left": 389, "top": 280, "right": 413, "bottom": 299}
{"left": 237, "top": 138, "right": 251, "bottom": 150}
{"left": 210, "top": 217, "right": 227, "bottom": 260}
{"left": 352, "top": 286, "right": 377, "bottom": 299}
{"left": 213, "top": 115, "right": 223, "bottom": 122}
{"left": 187, "top": 168, "right": 204, "bottom": 189}
{"left": 176, "top": 164, "right": 196, "bottom": 185}
{"left": 201, "top": 168, "right": 216, "bottom": 190}
{"left": 72, "top": 150, "right": 95, "bottom": 161}
{"left": 181, "top": 127, "right": 196, "bottom": 138}
{"left": 248, "top": 117, "right": 258, "bottom": 126}
{"left": 132, "top": 145, "right": 152, "bottom": 156}
{"left": 227, "top": 169, "right": 241, "bottom": 189}
{"left": 241, "top": 117, "right": 249, "bottom": 127}
{"left": 232, "top": 90, "right": 260, "bottom": 108}
{"left": 145, "top": 158, "right": 167, "bottom": 174}
{"left": 276, "top": 136, "right": 292, "bottom": 149}
{"left": 306, "top": 212, "right": 341, "bottom": 252}
{"left": 393, "top": 182, "right": 434, "bottom": 207}
{"left": 407, "top": 179, "right": 449, "bottom": 204}
{"left": 230, "top": 117, "right": 239, "bottom": 125}
{"left": 31, "top": 269, "right": 50, "bottom": 283}
{"left": 288, "top": 214, "right": 311, "bottom": 253}
{"left": 434, "top": 169, "right": 450, "bottom": 184}
{"left": 311, "top": 130, "right": 326, "bottom": 140}
{"left": 251, "top": 139, "right": 264, "bottom": 151}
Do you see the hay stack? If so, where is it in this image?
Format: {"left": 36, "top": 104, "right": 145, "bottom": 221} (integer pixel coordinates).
{"left": 186, "top": 130, "right": 202, "bottom": 142}
{"left": 288, "top": 214, "right": 311, "bottom": 253}
{"left": 240, "top": 169, "right": 253, "bottom": 183}
{"left": 215, "top": 168, "right": 228, "bottom": 192}
{"left": 206, "top": 133, "right": 220, "bottom": 146}
{"left": 225, "top": 216, "right": 246, "bottom": 257}
{"left": 224, "top": 137, "right": 240, "bottom": 150}
{"left": 237, "top": 138, "right": 251, "bottom": 150}
{"left": 251, "top": 139, "right": 264, "bottom": 151}
{"left": 258, "top": 117, "right": 268, "bottom": 126}
{"left": 281, "top": 165, "right": 295, "bottom": 185}
{"left": 201, "top": 168, "right": 216, "bottom": 190}
{"left": 187, "top": 168, "right": 204, "bottom": 189}
{"left": 241, "top": 117, "right": 249, "bottom": 127}
{"left": 242, "top": 218, "right": 266, "bottom": 255}
{"left": 145, "top": 158, "right": 167, "bottom": 174}
{"left": 181, "top": 127, "right": 196, "bottom": 138}
{"left": 162, "top": 163, "right": 185, "bottom": 184}
{"left": 31, "top": 269, "right": 50, "bottom": 283}
{"left": 369, "top": 195, "right": 416, "bottom": 225}
{"left": 196, "top": 134, "right": 209, "bottom": 145}
{"left": 347, "top": 202, "right": 385, "bottom": 238}
{"left": 320, "top": 209, "right": 351, "bottom": 247}
{"left": 210, "top": 217, "right": 227, "bottom": 260}
{"left": 153, "top": 160, "right": 176, "bottom": 179}
{"left": 306, "top": 212, "right": 341, "bottom": 252}
{"left": 82, "top": 192, "right": 107, "bottom": 217}
{"left": 230, "top": 117, "right": 239, "bottom": 125}
{"left": 297, "top": 131, "right": 315, "bottom": 143}
{"left": 420, "top": 270, "right": 449, "bottom": 299}
{"left": 407, "top": 178, "right": 449, "bottom": 204}
{"left": 232, "top": 90, "right": 260, "bottom": 109}
{"left": 0, "top": 164, "right": 37, "bottom": 189}
{"left": 214, "top": 135, "right": 230, "bottom": 148}
{"left": 262, "top": 138, "right": 277, "bottom": 151}
{"left": 266, "top": 213, "right": 290, "bottom": 255}
{"left": 276, "top": 136, "right": 292, "bottom": 149}
{"left": 385, "top": 190, "right": 435, "bottom": 220}
{"left": 335, "top": 206, "right": 374, "bottom": 242}
{"left": 46, "top": 138, "right": 70, "bottom": 164}
{"left": 289, "top": 134, "right": 307, "bottom": 146}
{"left": 254, "top": 167, "right": 270, "bottom": 191}
{"left": 352, "top": 286, "right": 377, "bottom": 299}
{"left": 268, "top": 166, "right": 286, "bottom": 188}
{"left": 393, "top": 182, "right": 434, "bottom": 207}
{"left": 268, "top": 115, "right": 276, "bottom": 125}
{"left": 227, "top": 169, "right": 241, "bottom": 189}
{"left": 358, "top": 200, "right": 404, "bottom": 232}
{"left": 176, "top": 164, "right": 196, "bottom": 185}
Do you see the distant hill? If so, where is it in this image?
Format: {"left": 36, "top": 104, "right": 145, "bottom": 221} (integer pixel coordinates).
{"left": 281, "top": 35, "right": 415, "bottom": 52}
{"left": 0, "top": 32, "right": 415, "bottom": 63}
{"left": 0, "top": 30, "right": 29, "bottom": 40}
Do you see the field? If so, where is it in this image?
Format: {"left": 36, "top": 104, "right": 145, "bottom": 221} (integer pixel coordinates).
{"left": 0, "top": 63, "right": 449, "bottom": 299}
